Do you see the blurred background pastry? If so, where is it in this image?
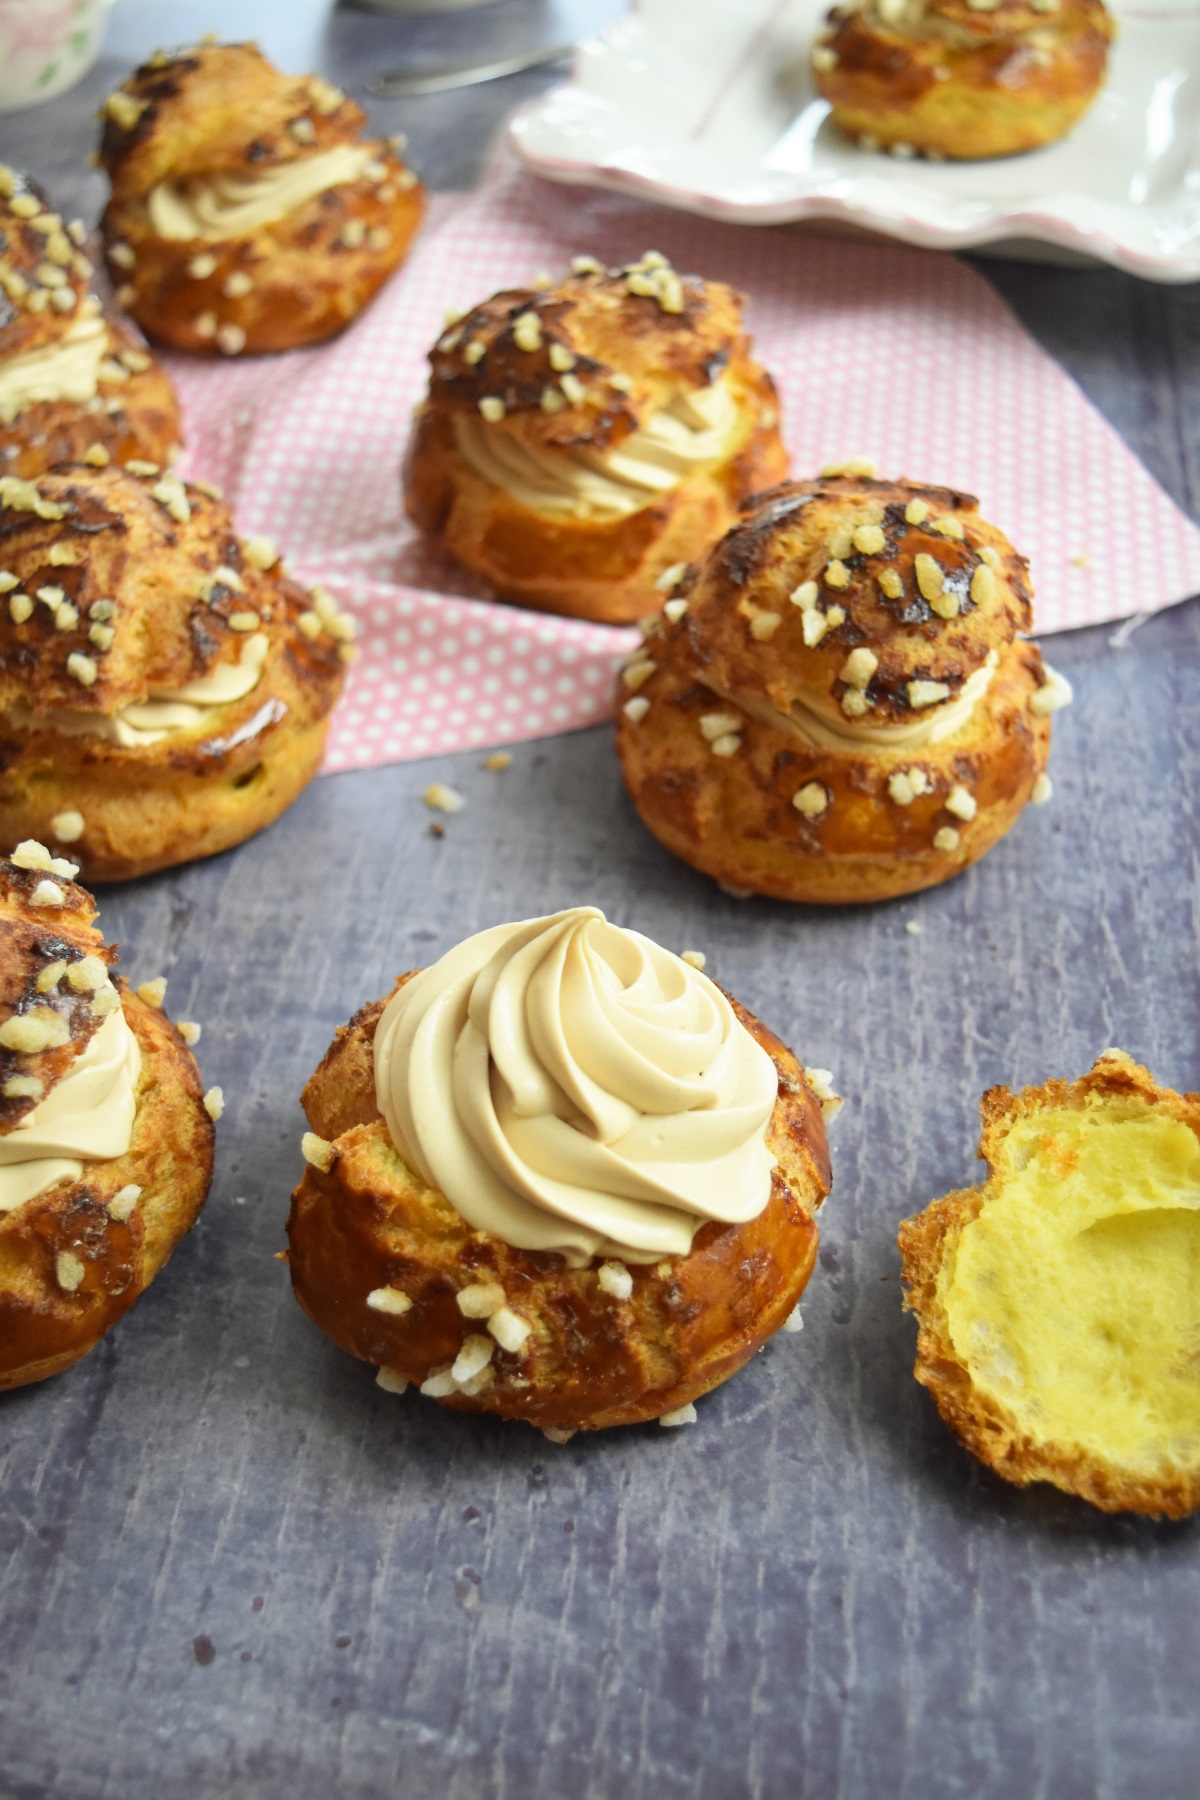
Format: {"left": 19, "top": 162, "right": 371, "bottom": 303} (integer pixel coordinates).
{"left": 98, "top": 40, "right": 426, "bottom": 355}
{"left": 812, "top": 0, "right": 1114, "bottom": 161}
{"left": 899, "top": 1050, "right": 1200, "bottom": 1518}
{"left": 403, "top": 252, "right": 788, "bottom": 623}
{"left": 0, "top": 463, "right": 350, "bottom": 880}
{"left": 288, "top": 906, "right": 833, "bottom": 1434}
{"left": 616, "top": 467, "right": 1069, "bottom": 903}
{"left": 0, "top": 843, "right": 214, "bottom": 1389}
{"left": 0, "top": 166, "right": 180, "bottom": 480}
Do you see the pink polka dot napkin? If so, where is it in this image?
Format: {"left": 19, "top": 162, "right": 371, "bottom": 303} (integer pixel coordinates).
{"left": 165, "top": 149, "right": 1200, "bottom": 774}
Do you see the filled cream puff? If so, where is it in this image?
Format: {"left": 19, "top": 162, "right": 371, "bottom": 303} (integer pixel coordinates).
{"left": 812, "top": 0, "right": 1114, "bottom": 161}
{"left": 403, "top": 252, "right": 788, "bottom": 623}
{"left": 0, "top": 463, "right": 349, "bottom": 881}
{"left": 616, "top": 468, "right": 1069, "bottom": 903}
{"left": 288, "top": 907, "right": 834, "bottom": 1434}
{"left": 900, "top": 1050, "right": 1200, "bottom": 1518}
{"left": 0, "top": 166, "right": 180, "bottom": 480}
{"left": 0, "top": 843, "right": 214, "bottom": 1389}
{"left": 99, "top": 40, "right": 426, "bottom": 355}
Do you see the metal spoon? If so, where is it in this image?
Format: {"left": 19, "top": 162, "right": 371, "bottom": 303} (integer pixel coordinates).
{"left": 367, "top": 41, "right": 574, "bottom": 97}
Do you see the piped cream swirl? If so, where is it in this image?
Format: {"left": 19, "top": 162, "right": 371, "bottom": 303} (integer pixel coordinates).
{"left": 0, "top": 314, "right": 108, "bottom": 427}
{"left": 6, "top": 631, "right": 269, "bottom": 748}
{"left": 147, "top": 145, "right": 373, "bottom": 242}
{"left": 373, "top": 907, "right": 779, "bottom": 1264}
{"left": 0, "top": 1008, "right": 141, "bottom": 1213}
{"left": 702, "top": 650, "right": 999, "bottom": 752}
{"left": 453, "top": 379, "right": 739, "bottom": 521}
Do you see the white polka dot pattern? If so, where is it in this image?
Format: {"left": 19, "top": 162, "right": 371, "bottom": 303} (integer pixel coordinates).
{"left": 164, "top": 151, "right": 1200, "bottom": 775}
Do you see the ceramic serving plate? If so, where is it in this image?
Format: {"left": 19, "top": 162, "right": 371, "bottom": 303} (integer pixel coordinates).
{"left": 509, "top": 0, "right": 1200, "bottom": 281}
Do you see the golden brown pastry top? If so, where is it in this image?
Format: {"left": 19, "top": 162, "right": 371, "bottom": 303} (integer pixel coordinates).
{"left": 99, "top": 40, "right": 379, "bottom": 205}
{"left": 0, "top": 168, "right": 98, "bottom": 365}
{"left": 0, "top": 850, "right": 115, "bottom": 1133}
{"left": 0, "top": 464, "right": 298, "bottom": 717}
{"left": 654, "top": 473, "right": 1032, "bottom": 729}
{"left": 428, "top": 254, "right": 755, "bottom": 459}
{"left": 824, "top": 0, "right": 1111, "bottom": 43}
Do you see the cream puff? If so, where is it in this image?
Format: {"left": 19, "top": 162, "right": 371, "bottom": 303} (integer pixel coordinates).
{"left": 99, "top": 40, "right": 426, "bottom": 355}
{"left": 0, "top": 843, "right": 214, "bottom": 1389}
{"left": 0, "top": 167, "right": 180, "bottom": 480}
{"left": 812, "top": 0, "right": 1114, "bottom": 161}
{"left": 0, "top": 463, "right": 349, "bottom": 881}
{"left": 899, "top": 1050, "right": 1200, "bottom": 1518}
{"left": 616, "top": 468, "right": 1069, "bottom": 904}
{"left": 403, "top": 252, "right": 788, "bottom": 624}
{"left": 287, "top": 907, "right": 834, "bottom": 1434}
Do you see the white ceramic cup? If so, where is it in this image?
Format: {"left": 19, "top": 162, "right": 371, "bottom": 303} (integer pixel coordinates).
{"left": 0, "top": 0, "right": 117, "bottom": 115}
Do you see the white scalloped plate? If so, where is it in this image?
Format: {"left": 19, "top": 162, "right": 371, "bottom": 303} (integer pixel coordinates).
{"left": 510, "top": 0, "right": 1200, "bottom": 281}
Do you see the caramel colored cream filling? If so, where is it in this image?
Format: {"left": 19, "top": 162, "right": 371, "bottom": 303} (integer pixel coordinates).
{"left": 453, "top": 378, "right": 740, "bottom": 521}
{"left": 0, "top": 313, "right": 108, "bottom": 426}
{"left": 703, "top": 649, "right": 999, "bottom": 752}
{"left": 147, "top": 144, "right": 374, "bottom": 241}
{"left": 8, "top": 631, "right": 269, "bottom": 749}
{"left": 373, "top": 906, "right": 779, "bottom": 1265}
{"left": 0, "top": 1008, "right": 141, "bottom": 1212}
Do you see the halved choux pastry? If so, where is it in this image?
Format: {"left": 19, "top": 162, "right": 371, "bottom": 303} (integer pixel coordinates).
{"left": 98, "top": 40, "right": 425, "bottom": 355}
{"left": 0, "top": 463, "right": 349, "bottom": 881}
{"left": 287, "top": 907, "right": 834, "bottom": 1435}
{"left": 616, "top": 468, "right": 1070, "bottom": 904}
{"left": 0, "top": 843, "right": 214, "bottom": 1389}
{"left": 899, "top": 1050, "right": 1200, "bottom": 1518}
{"left": 403, "top": 252, "right": 788, "bottom": 624}
{"left": 812, "top": 0, "right": 1114, "bottom": 161}
{"left": 0, "top": 166, "right": 180, "bottom": 480}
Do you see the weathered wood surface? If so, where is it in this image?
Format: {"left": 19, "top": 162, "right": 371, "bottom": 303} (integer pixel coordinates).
{"left": 1, "top": 7, "right": 1198, "bottom": 1797}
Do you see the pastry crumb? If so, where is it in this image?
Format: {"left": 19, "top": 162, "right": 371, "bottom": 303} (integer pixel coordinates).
{"left": 376, "top": 1367, "right": 409, "bottom": 1394}
{"left": 424, "top": 783, "right": 465, "bottom": 814}
{"left": 203, "top": 1086, "right": 225, "bottom": 1120}
{"left": 781, "top": 1306, "right": 804, "bottom": 1334}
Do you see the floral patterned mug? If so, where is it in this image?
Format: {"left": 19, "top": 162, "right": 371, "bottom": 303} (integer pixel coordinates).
{"left": 0, "top": 0, "right": 116, "bottom": 114}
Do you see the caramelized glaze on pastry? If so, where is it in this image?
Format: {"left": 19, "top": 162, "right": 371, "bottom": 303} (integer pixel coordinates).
{"left": 0, "top": 846, "right": 213, "bottom": 1388}
{"left": 404, "top": 252, "right": 788, "bottom": 623}
{"left": 812, "top": 0, "right": 1114, "bottom": 161}
{"left": 616, "top": 468, "right": 1068, "bottom": 903}
{"left": 899, "top": 1050, "right": 1200, "bottom": 1518}
{"left": 288, "top": 908, "right": 833, "bottom": 1433}
{"left": 0, "top": 464, "right": 349, "bottom": 880}
{"left": 0, "top": 166, "right": 180, "bottom": 479}
{"left": 99, "top": 41, "right": 425, "bottom": 354}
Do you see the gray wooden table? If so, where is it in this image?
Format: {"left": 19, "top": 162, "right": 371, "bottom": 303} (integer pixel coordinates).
{"left": 1, "top": 5, "right": 1198, "bottom": 1797}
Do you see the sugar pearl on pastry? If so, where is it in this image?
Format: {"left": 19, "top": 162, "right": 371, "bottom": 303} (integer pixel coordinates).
{"left": 658, "top": 1402, "right": 698, "bottom": 1427}
{"left": 107, "top": 1185, "right": 142, "bottom": 1222}
{"left": 55, "top": 1252, "right": 85, "bottom": 1293}
{"left": 487, "top": 1306, "right": 531, "bottom": 1353}
{"left": 136, "top": 978, "right": 166, "bottom": 1008}
{"left": 597, "top": 1260, "right": 634, "bottom": 1300}
{"left": 457, "top": 1282, "right": 506, "bottom": 1318}
{"left": 793, "top": 783, "right": 829, "bottom": 820}
{"left": 933, "top": 827, "right": 960, "bottom": 852}
{"left": 1031, "top": 773, "right": 1053, "bottom": 804}
{"left": 366, "top": 1284, "right": 412, "bottom": 1315}
{"left": 203, "top": 1086, "right": 225, "bottom": 1120}
{"left": 907, "top": 679, "right": 951, "bottom": 709}
{"left": 623, "top": 696, "right": 651, "bottom": 722}
{"left": 945, "top": 785, "right": 977, "bottom": 822}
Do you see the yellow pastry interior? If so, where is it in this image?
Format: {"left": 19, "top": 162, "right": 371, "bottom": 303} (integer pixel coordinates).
{"left": 940, "top": 1099, "right": 1200, "bottom": 1473}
